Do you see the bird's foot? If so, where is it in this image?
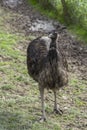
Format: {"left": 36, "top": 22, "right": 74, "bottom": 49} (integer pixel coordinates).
{"left": 39, "top": 116, "right": 46, "bottom": 122}
{"left": 54, "top": 108, "right": 63, "bottom": 115}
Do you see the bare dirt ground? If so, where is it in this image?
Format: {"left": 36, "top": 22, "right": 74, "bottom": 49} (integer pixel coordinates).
{"left": 0, "top": 0, "right": 87, "bottom": 130}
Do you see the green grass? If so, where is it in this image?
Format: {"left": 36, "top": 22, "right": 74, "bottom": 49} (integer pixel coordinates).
{"left": 68, "top": 25, "right": 87, "bottom": 43}
{"left": 0, "top": 3, "right": 87, "bottom": 130}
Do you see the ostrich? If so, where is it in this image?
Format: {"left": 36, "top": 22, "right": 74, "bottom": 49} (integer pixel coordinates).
{"left": 27, "top": 31, "right": 68, "bottom": 121}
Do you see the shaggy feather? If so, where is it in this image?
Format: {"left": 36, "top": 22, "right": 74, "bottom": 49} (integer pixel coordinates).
{"left": 27, "top": 31, "right": 68, "bottom": 121}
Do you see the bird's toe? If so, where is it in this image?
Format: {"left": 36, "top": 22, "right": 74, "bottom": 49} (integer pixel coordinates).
{"left": 39, "top": 116, "right": 47, "bottom": 122}
{"left": 54, "top": 108, "right": 63, "bottom": 115}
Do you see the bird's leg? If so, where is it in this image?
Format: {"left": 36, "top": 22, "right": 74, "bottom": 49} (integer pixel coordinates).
{"left": 53, "top": 89, "right": 63, "bottom": 115}
{"left": 39, "top": 87, "right": 46, "bottom": 122}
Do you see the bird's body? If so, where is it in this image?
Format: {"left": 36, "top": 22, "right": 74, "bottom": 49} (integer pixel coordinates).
{"left": 27, "top": 31, "right": 68, "bottom": 121}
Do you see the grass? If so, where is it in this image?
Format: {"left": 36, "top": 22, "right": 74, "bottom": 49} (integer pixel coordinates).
{"left": 27, "top": 0, "right": 62, "bottom": 20}
{"left": 0, "top": 3, "right": 87, "bottom": 130}
{"left": 68, "top": 25, "right": 87, "bottom": 43}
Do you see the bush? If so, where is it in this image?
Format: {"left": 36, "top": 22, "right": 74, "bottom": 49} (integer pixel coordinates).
{"left": 66, "top": 0, "right": 87, "bottom": 29}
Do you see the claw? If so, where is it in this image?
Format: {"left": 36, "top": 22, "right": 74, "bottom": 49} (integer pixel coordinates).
{"left": 54, "top": 108, "right": 63, "bottom": 115}
{"left": 39, "top": 116, "right": 47, "bottom": 122}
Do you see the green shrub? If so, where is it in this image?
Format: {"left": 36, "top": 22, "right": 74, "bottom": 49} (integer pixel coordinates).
{"left": 66, "top": 0, "right": 87, "bottom": 29}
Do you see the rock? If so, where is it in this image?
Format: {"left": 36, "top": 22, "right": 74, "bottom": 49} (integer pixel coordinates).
{"left": 2, "top": 0, "right": 23, "bottom": 8}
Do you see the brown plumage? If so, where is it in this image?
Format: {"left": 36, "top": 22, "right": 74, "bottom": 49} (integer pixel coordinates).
{"left": 27, "top": 31, "right": 68, "bottom": 121}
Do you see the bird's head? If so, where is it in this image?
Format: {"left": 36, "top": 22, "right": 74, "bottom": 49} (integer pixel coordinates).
{"left": 48, "top": 30, "right": 57, "bottom": 41}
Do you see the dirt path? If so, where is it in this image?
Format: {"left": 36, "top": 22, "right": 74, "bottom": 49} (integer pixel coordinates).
{"left": 0, "top": 0, "right": 87, "bottom": 130}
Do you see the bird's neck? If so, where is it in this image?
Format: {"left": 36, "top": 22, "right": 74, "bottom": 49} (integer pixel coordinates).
{"left": 50, "top": 40, "right": 56, "bottom": 49}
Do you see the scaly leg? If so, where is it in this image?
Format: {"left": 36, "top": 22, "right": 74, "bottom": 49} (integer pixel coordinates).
{"left": 39, "top": 87, "right": 46, "bottom": 122}
{"left": 53, "top": 89, "right": 63, "bottom": 115}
